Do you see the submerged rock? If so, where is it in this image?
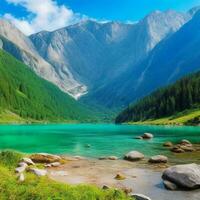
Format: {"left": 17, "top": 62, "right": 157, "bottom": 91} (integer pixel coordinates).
{"left": 163, "top": 142, "right": 173, "bottom": 147}
{"left": 162, "top": 163, "right": 200, "bottom": 190}
{"left": 124, "top": 151, "right": 144, "bottom": 161}
{"left": 148, "top": 155, "right": 168, "bottom": 163}
{"left": 29, "top": 168, "right": 47, "bottom": 176}
{"left": 30, "top": 153, "right": 61, "bottom": 163}
{"left": 134, "top": 136, "right": 143, "bottom": 140}
{"left": 130, "top": 193, "right": 151, "bottom": 200}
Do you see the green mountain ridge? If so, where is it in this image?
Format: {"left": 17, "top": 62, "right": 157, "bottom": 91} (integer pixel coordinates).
{"left": 116, "top": 71, "right": 200, "bottom": 125}
{"left": 0, "top": 49, "right": 94, "bottom": 123}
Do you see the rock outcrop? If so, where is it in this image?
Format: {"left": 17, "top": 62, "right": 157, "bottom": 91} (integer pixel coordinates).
{"left": 162, "top": 163, "right": 200, "bottom": 190}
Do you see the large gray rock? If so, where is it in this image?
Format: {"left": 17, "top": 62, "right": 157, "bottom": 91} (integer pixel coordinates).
{"left": 124, "top": 151, "right": 144, "bottom": 161}
{"left": 130, "top": 193, "right": 151, "bottom": 200}
{"left": 148, "top": 155, "right": 168, "bottom": 163}
{"left": 162, "top": 163, "right": 200, "bottom": 189}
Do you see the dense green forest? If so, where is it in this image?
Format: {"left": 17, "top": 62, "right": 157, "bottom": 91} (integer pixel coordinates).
{"left": 0, "top": 49, "right": 93, "bottom": 122}
{"left": 116, "top": 71, "right": 200, "bottom": 124}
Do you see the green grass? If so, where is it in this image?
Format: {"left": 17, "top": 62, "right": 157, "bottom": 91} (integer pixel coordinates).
{"left": 128, "top": 108, "right": 200, "bottom": 126}
{"left": 0, "top": 151, "right": 132, "bottom": 200}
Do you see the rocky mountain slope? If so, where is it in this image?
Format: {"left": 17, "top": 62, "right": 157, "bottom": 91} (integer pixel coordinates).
{"left": 30, "top": 10, "right": 190, "bottom": 105}
{"left": 99, "top": 9, "right": 200, "bottom": 108}
{"left": 0, "top": 20, "right": 86, "bottom": 99}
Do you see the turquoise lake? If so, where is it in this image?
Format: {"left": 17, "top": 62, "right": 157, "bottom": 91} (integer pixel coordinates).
{"left": 0, "top": 124, "right": 199, "bottom": 163}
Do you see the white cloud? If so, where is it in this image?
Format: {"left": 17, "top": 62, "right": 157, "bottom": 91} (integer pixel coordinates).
{"left": 4, "top": 0, "right": 85, "bottom": 35}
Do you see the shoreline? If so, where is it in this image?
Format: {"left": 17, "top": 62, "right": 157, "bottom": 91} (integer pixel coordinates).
{"left": 47, "top": 156, "right": 200, "bottom": 200}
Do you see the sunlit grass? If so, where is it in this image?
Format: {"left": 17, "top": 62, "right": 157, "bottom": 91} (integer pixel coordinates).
{"left": 0, "top": 151, "right": 133, "bottom": 200}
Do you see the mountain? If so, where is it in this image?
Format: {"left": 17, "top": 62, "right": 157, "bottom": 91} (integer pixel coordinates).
{"left": 115, "top": 71, "right": 200, "bottom": 125}
{"left": 30, "top": 10, "right": 189, "bottom": 105}
{"left": 0, "top": 20, "right": 86, "bottom": 99}
{"left": 90, "top": 9, "right": 200, "bottom": 108}
{"left": 0, "top": 49, "right": 93, "bottom": 123}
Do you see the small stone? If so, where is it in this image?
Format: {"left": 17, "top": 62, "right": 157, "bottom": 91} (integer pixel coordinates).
{"left": 142, "top": 133, "right": 154, "bottom": 139}
{"left": 130, "top": 193, "right": 152, "bottom": 200}
{"left": 163, "top": 180, "right": 178, "bottom": 190}
{"left": 148, "top": 155, "right": 168, "bottom": 163}
{"left": 102, "top": 185, "right": 110, "bottom": 190}
{"left": 163, "top": 142, "right": 173, "bottom": 147}
{"left": 51, "top": 162, "right": 61, "bottom": 167}
{"left": 108, "top": 156, "right": 118, "bottom": 160}
{"left": 115, "top": 173, "right": 126, "bottom": 180}
{"left": 29, "top": 168, "right": 47, "bottom": 176}
{"left": 15, "top": 166, "right": 26, "bottom": 173}
{"left": 18, "top": 173, "right": 25, "bottom": 182}
{"left": 21, "top": 157, "right": 35, "bottom": 165}
{"left": 44, "top": 164, "right": 52, "bottom": 168}
{"left": 18, "top": 162, "right": 28, "bottom": 168}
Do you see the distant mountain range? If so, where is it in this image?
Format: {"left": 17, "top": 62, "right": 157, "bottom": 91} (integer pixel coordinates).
{"left": 0, "top": 6, "right": 200, "bottom": 119}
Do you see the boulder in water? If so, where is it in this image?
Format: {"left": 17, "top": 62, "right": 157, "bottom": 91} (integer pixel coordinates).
{"left": 124, "top": 151, "right": 144, "bottom": 161}
{"left": 142, "top": 133, "right": 153, "bottom": 139}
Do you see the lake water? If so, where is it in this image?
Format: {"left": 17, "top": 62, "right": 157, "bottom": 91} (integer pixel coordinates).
{"left": 0, "top": 124, "right": 199, "bottom": 163}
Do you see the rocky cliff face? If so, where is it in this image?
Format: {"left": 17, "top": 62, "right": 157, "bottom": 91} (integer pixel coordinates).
{"left": 0, "top": 20, "right": 86, "bottom": 99}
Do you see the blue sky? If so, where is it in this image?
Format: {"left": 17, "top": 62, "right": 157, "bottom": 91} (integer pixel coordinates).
{"left": 1, "top": 0, "right": 200, "bottom": 35}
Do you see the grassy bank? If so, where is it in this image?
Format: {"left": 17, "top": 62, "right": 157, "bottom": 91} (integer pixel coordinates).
{"left": 0, "top": 151, "right": 132, "bottom": 200}
{"left": 128, "top": 109, "right": 200, "bottom": 126}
